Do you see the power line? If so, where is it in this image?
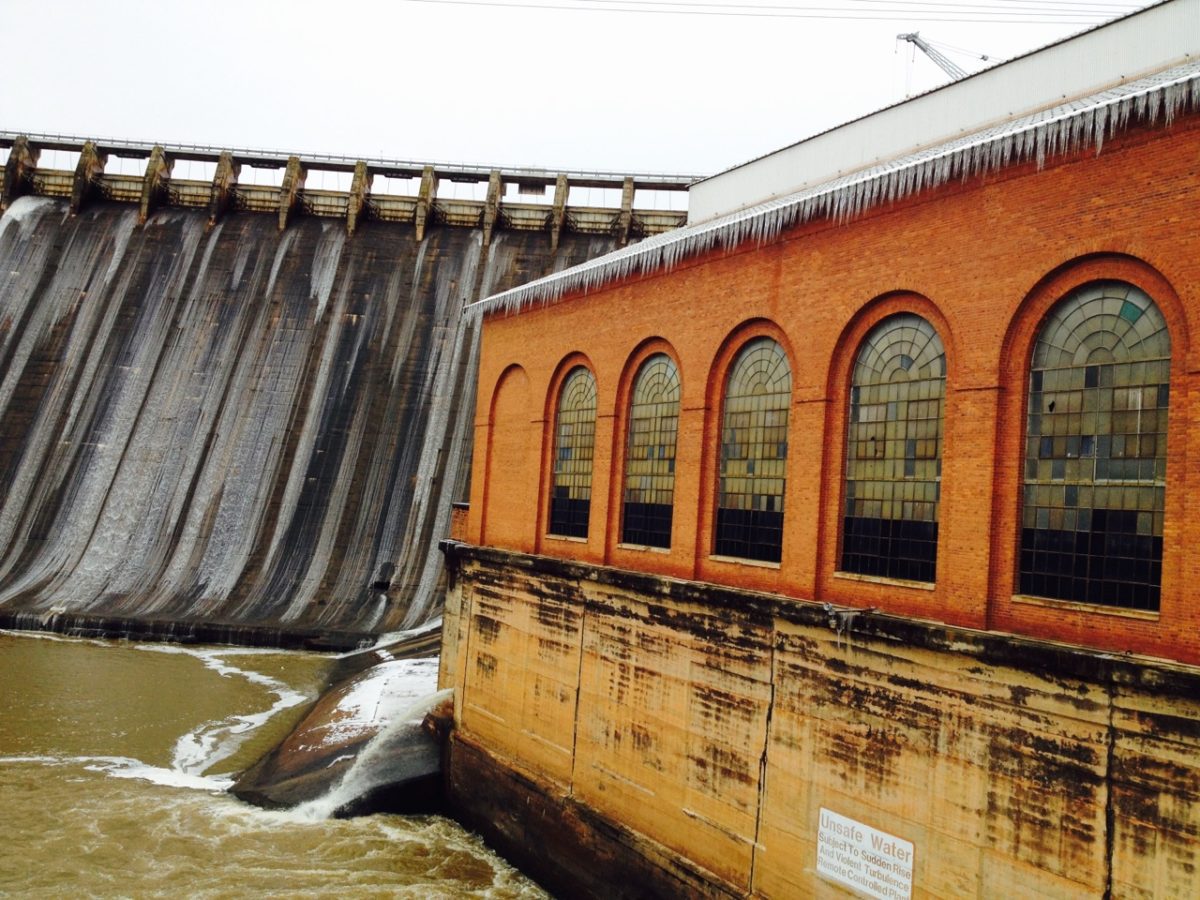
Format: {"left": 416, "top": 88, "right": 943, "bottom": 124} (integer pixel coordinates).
{"left": 570, "top": 0, "right": 1146, "bottom": 10}
{"left": 564, "top": 0, "right": 1142, "bottom": 13}
{"left": 850, "top": 0, "right": 1144, "bottom": 7}
{"left": 400, "top": 0, "right": 1146, "bottom": 22}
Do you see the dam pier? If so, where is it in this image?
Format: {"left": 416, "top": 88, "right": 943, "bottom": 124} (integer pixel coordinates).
{"left": 2, "top": 132, "right": 691, "bottom": 245}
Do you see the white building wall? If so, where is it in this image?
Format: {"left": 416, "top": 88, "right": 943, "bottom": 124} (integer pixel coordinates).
{"left": 688, "top": 0, "right": 1199, "bottom": 223}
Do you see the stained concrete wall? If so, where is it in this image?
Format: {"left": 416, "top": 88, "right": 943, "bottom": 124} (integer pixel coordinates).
{"left": 440, "top": 541, "right": 1200, "bottom": 898}
{"left": 0, "top": 199, "right": 621, "bottom": 645}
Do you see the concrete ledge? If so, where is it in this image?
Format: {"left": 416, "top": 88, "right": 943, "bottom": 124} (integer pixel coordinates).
{"left": 446, "top": 732, "right": 739, "bottom": 899}
{"left": 0, "top": 609, "right": 376, "bottom": 651}
{"left": 439, "top": 539, "right": 1200, "bottom": 697}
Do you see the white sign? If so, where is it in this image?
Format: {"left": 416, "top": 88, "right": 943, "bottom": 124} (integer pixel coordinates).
{"left": 817, "top": 807, "right": 914, "bottom": 900}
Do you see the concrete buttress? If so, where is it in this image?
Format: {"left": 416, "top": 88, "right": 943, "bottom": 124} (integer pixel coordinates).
{"left": 1, "top": 136, "right": 39, "bottom": 213}
{"left": 70, "top": 141, "right": 107, "bottom": 216}
{"left": 616, "top": 176, "right": 634, "bottom": 246}
{"left": 346, "top": 160, "right": 370, "bottom": 235}
{"left": 207, "top": 151, "right": 239, "bottom": 229}
{"left": 482, "top": 170, "right": 502, "bottom": 247}
{"left": 138, "top": 145, "right": 172, "bottom": 225}
{"left": 278, "top": 156, "right": 306, "bottom": 231}
{"left": 550, "top": 174, "right": 569, "bottom": 253}
{"left": 415, "top": 165, "right": 438, "bottom": 242}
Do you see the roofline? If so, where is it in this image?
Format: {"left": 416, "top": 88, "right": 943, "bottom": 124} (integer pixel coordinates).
{"left": 466, "top": 60, "right": 1200, "bottom": 321}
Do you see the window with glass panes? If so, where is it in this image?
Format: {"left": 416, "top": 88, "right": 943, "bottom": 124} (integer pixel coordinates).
{"left": 715, "top": 338, "right": 791, "bottom": 562}
{"left": 622, "top": 355, "right": 680, "bottom": 548}
{"left": 1021, "top": 281, "right": 1169, "bottom": 611}
{"left": 549, "top": 367, "right": 597, "bottom": 538}
{"left": 842, "top": 314, "right": 945, "bottom": 582}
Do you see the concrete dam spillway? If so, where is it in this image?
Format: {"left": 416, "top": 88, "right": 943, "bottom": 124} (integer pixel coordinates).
{"left": 0, "top": 138, "right": 690, "bottom": 646}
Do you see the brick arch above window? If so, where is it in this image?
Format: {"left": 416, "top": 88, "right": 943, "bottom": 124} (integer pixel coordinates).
{"left": 999, "top": 254, "right": 1191, "bottom": 381}
{"left": 482, "top": 364, "right": 532, "bottom": 550}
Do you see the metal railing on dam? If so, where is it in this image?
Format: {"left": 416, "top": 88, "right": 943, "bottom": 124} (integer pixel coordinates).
{"left": 0, "top": 132, "right": 696, "bottom": 245}
{"left": 0, "top": 133, "right": 697, "bottom": 649}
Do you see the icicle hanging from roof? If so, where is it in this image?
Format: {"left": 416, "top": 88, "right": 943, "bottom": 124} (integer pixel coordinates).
{"left": 468, "top": 60, "right": 1200, "bottom": 320}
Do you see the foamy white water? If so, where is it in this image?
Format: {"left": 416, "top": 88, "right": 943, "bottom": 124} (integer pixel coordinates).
{"left": 0, "top": 631, "right": 546, "bottom": 898}
{"left": 135, "top": 643, "right": 313, "bottom": 778}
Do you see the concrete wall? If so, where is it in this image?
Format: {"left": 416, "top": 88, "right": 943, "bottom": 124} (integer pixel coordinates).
{"left": 440, "top": 542, "right": 1200, "bottom": 898}
{"left": 0, "top": 136, "right": 691, "bottom": 647}
{"left": 0, "top": 199, "right": 626, "bottom": 645}
{"left": 1, "top": 133, "right": 691, "bottom": 243}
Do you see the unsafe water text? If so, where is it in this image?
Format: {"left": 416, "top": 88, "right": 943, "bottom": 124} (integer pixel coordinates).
{"left": 816, "top": 807, "right": 914, "bottom": 900}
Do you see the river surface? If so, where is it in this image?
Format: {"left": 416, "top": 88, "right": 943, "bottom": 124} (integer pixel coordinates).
{"left": 0, "top": 630, "right": 545, "bottom": 898}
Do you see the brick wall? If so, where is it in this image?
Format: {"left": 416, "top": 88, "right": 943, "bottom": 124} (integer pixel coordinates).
{"left": 466, "top": 115, "right": 1200, "bottom": 665}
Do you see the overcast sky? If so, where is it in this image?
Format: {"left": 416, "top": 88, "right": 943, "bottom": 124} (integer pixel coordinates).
{"left": 1, "top": 0, "right": 1153, "bottom": 178}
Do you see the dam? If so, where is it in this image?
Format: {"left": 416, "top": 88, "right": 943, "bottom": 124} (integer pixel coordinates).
{"left": 0, "top": 132, "right": 692, "bottom": 647}
{"left": 8, "top": 4, "right": 1200, "bottom": 895}
{"left": 0, "top": 132, "right": 690, "bottom": 895}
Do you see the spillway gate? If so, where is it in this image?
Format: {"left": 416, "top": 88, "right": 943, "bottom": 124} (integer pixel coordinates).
{"left": 0, "top": 132, "right": 695, "bottom": 246}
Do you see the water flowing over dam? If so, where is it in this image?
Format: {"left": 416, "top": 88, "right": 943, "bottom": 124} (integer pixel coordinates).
{"left": 0, "top": 138, "right": 689, "bottom": 645}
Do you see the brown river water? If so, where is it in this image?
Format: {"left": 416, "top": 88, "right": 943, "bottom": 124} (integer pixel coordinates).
{"left": 0, "top": 631, "right": 545, "bottom": 898}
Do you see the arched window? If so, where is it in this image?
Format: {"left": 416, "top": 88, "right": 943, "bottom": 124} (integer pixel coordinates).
{"left": 622, "top": 354, "right": 681, "bottom": 548}
{"left": 1021, "top": 281, "right": 1170, "bottom": 610}
{"left": 842, "top": 314, "right": 945, "bottom": 583}
{"left": 549, "top": 367, "right": 597, "bottom": 538}
{"left": 715, "top": 338, "right": 791, "bottom": 563}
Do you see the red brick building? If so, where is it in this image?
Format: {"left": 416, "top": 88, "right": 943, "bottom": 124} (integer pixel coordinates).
{"left": 440, "top": 5, "right": 1200, "bottom": 896}
{"left": 461, "top": 1, "right": 1200, "bottom": 666}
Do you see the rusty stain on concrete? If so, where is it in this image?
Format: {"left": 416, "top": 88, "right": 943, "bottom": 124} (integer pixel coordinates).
{"left": 440, "top": 541, "right": 1200, "bottom": 898}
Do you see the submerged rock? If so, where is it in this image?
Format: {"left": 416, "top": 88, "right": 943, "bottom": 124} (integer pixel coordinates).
{"left": 312, "top": 688, "right": 453, "bottom": 819}
{"left": 232, "top": 644, "right": 449, "bottom": 815}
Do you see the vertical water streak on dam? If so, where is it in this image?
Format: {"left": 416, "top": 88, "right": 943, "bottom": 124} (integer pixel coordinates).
{"left": 0, "top": 197, "right": 618, "bottom": 640}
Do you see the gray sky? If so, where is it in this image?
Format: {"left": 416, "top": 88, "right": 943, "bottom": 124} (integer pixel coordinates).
{"left": 2, "top": 0, "right": 1151, "bottom": 177}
